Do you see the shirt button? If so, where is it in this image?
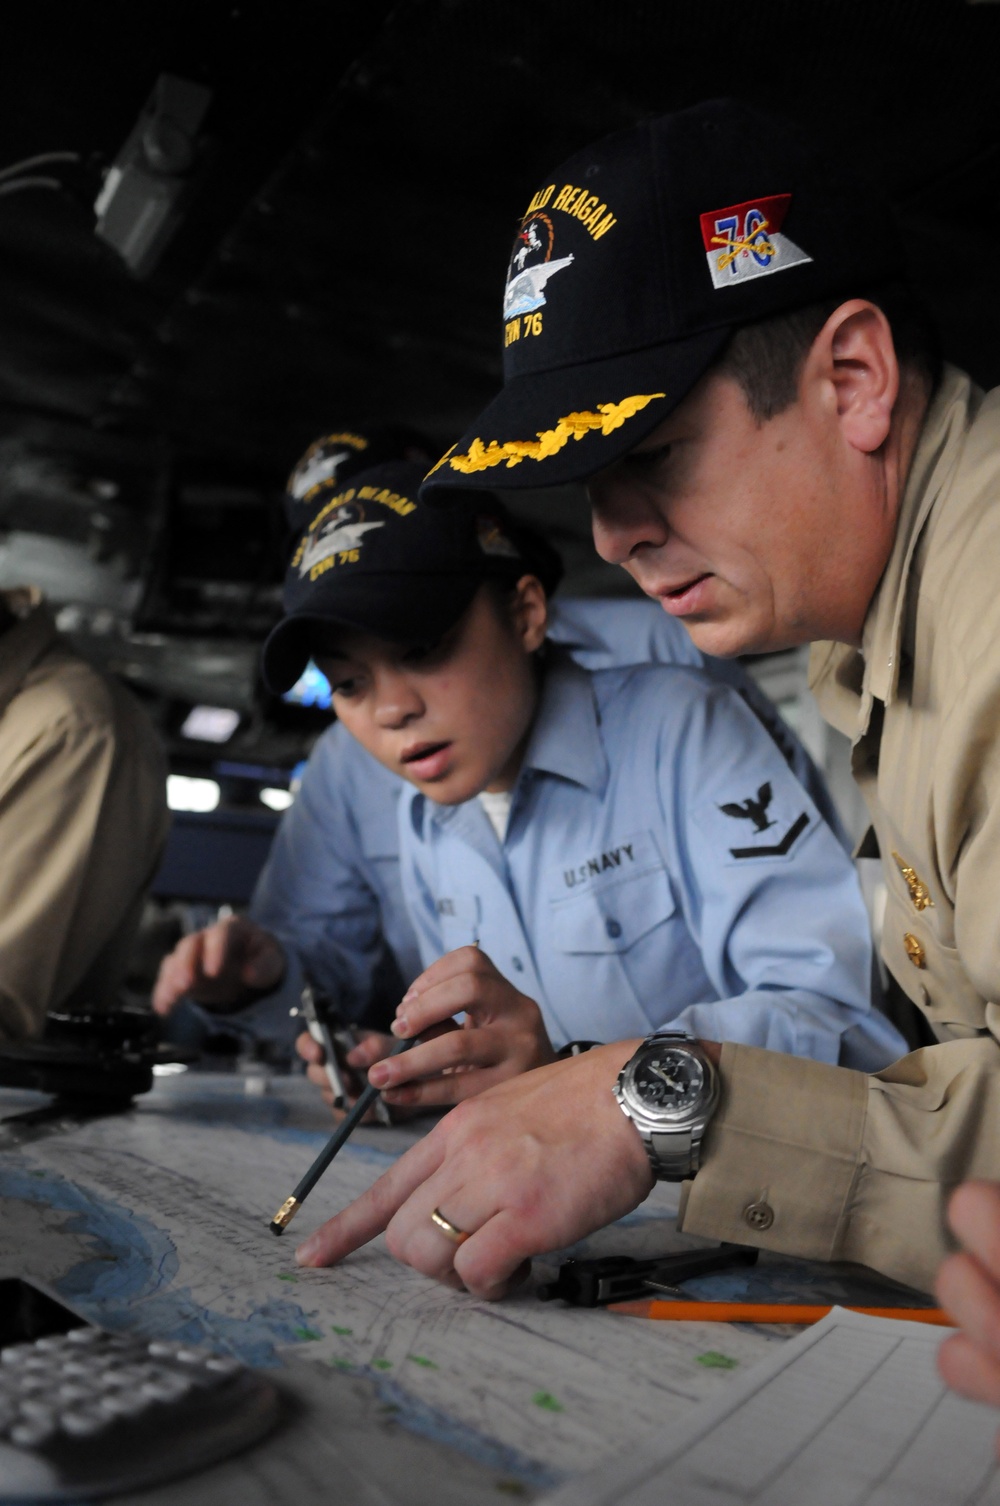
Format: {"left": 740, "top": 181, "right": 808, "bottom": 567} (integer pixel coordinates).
{"left": 743, "top": 1201, "right": 775, "bottom": 1232}
{"left": 903, "top": 933, "right": 926, "bottom": 969}
{"left": 511, "top": 956, "right": 524, "bottom": 972}
{"left": 605, "top": 918, "right": 623, "bottom": 940}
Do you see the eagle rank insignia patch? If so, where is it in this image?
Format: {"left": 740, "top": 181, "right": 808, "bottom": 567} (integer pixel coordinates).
{"left": 699, "top": 193, "right": 813, "bottom": 291}
{"left": 705, "top": 780, "right": 812, "bottom": 864}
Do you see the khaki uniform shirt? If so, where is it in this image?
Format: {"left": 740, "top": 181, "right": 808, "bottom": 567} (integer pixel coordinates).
{"left": 679, "top": 366, "right": 1000, "bottom": 1293}
{"left": 0, "top": 593, "right": 169, "bottom": 1040}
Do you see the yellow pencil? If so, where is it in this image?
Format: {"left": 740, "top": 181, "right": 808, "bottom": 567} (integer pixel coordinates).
{"left": 607, "top": 1300, "right": 952, "bottom": 1326}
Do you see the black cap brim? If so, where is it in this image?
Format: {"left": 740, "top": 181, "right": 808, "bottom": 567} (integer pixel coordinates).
{"left": 261, "top": 572, "right": 483, "bottom": 694}
{"left": 421, "top": 326, "right": 732, "bottom": 497}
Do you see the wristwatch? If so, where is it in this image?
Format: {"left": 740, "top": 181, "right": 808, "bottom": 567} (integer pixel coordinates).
{"left": 613, "top": 1031, "right": 719, "bottom": 1181}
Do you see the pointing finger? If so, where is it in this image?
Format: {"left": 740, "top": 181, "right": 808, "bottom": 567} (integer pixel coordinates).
{"left": 294, "top": 1126, "right": 448, "bottom": 1268}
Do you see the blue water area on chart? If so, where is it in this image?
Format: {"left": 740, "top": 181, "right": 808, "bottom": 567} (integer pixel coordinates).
{"left": 0, "top": 1163, "right": 329, "bottom": 1366}
{"left": 0, "top": 1156, "right": 560, "bottom": 1484}
{"left": 369, "top": 1373, "right": 562, "bottom": 1491}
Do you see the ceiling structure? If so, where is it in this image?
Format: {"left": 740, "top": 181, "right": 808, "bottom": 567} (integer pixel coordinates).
{"left": 1, "top": 0, "right": 999, "bottom": 770}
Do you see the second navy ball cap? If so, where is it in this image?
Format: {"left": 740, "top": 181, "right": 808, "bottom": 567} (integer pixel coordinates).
{"left": 262, "top": 460, "right": 561, "bottom": 694}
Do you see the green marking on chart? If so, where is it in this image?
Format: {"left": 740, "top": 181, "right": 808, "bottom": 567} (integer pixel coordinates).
{"left": 372, "top": 1358, "right": 393, "bottom": 1371}
{"left": 330, "top": 1357, "right": 353, "bottom": 1371}
{"left": 532, "top": 1391, "right": 563, "bottom": 1413}
{"left": 332, "top": 1325, "right": 353, "bottom": 1335}
{"left": 696, "top": 1350, "right": 739, "bottom": 1370}
{"left": 292, "top": 1326, "right": 322, "bottom": 1341}
{"left": 407, "top": 1354, "right": 438, "bottom": 1369}
{"left": 277, "top": 1272, "right": 298, "bottom": 1283}
{"left": 496, "top": 1482, "right": 530, "bottom": 1497}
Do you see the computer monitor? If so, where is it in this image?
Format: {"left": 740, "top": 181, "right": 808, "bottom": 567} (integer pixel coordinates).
{"left": 281, "top": 660, "right": 332, "bottom": 711}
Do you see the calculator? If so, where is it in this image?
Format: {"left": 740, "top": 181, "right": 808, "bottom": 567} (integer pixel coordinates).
{"left": 0, "top": 1278, "right": 280, "bottom": 1501}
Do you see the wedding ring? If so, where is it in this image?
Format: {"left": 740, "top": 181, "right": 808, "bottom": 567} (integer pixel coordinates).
{"left": 430, "top": 1207, "right": 470, "bottom": 1245}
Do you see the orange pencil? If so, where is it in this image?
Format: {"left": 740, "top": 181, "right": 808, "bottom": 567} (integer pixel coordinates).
{"left": 607, "top": 1300, "right": 953, "bottom": 1326}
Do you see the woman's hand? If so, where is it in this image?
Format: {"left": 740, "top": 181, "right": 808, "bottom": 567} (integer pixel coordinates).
{"left": 365, "top": 946, "right": 557, "bottom": 1109}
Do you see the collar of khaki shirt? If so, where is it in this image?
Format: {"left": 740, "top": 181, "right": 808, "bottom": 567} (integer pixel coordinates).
{"left": 0, "top": 589, "right": 58, "bottom": 720}
{"left": 808, "top": 364, "right": 981, "bottom": 742}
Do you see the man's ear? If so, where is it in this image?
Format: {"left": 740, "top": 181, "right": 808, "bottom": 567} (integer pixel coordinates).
{"left": 807, "top": 300, "right": 899, "bottom": 455}
{"left": 510, "top": 574, "right": 549, "bottom": 653}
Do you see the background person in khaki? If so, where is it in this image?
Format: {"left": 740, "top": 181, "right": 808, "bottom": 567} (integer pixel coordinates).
{"left": 0, "top": 587, "right": 169, "bottom": 1040}
{"left": 291, "top": 101, "right": 1000, "bottom": 1303}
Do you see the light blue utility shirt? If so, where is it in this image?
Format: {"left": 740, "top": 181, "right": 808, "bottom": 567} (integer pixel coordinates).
{"left": 398, "top": 656, "right": 905, "bottom": 1070}
{"left": 242, "top": 597, "right": 852, "bottom": 1043}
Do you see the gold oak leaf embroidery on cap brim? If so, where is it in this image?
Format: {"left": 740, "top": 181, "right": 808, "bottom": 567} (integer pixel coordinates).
{"left": 427, "top": 393, "right": 667, "bottom": 476}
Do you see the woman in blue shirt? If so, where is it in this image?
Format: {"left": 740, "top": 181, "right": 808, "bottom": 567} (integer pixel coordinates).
{"left": 259, "top": 459, "right": 905, "bottom": 1109}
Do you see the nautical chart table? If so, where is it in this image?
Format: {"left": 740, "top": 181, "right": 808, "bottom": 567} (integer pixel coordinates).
{"left": 0, "top": 1069, "right": 925, "bottom": 1505}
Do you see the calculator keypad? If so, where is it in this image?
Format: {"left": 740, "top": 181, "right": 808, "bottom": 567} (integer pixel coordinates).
{"left": 0, "top": 1330, "right": 240, "bottom": 1447}
{"left": 0, "top": 1327, "right": 279, "bottom": 1500}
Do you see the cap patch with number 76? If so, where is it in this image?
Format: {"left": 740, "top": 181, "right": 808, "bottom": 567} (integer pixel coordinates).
{"left": 700, "top": 193, "right": 813, "bottom": 291}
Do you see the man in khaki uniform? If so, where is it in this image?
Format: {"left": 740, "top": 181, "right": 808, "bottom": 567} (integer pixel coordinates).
{"left": 290, "top": 101, "right": 1000, "bottom": 1302}
{"left": 0, "top": 587, "right": 169, "bottom": 1040}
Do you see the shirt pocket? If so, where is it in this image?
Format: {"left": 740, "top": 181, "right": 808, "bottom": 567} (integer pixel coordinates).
{"left": 550, "top": 867, "right": 676, "bottom": 954}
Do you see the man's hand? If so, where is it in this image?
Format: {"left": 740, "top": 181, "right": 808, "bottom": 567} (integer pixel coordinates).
{"left": 152, "top": 915, "right": 286, "bottom": 1015}
{"left": 363, "top": 947, "right": 557, "bottom": 1110}
{"left": 294, "top": 1040, "right": 653, "bottom": 1298}
{"left": 937, "top": 1182, "right": 1000, "bottom": 1443}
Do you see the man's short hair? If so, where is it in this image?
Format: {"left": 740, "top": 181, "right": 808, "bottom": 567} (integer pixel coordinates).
{"left": 717, "top": 281, "right": 942, "bottom": 424}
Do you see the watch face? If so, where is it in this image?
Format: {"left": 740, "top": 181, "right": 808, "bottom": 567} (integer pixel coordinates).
{"left": 632, "top": 1048, "right": 705, "bottom": 1117}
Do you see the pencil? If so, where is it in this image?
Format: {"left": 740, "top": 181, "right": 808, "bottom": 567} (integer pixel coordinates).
{"left": 268, "top": 1034, "right": 417, "bottom": 1235}
{"left": 607, "top": 1299, "right": 953, "bottom": 1326}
